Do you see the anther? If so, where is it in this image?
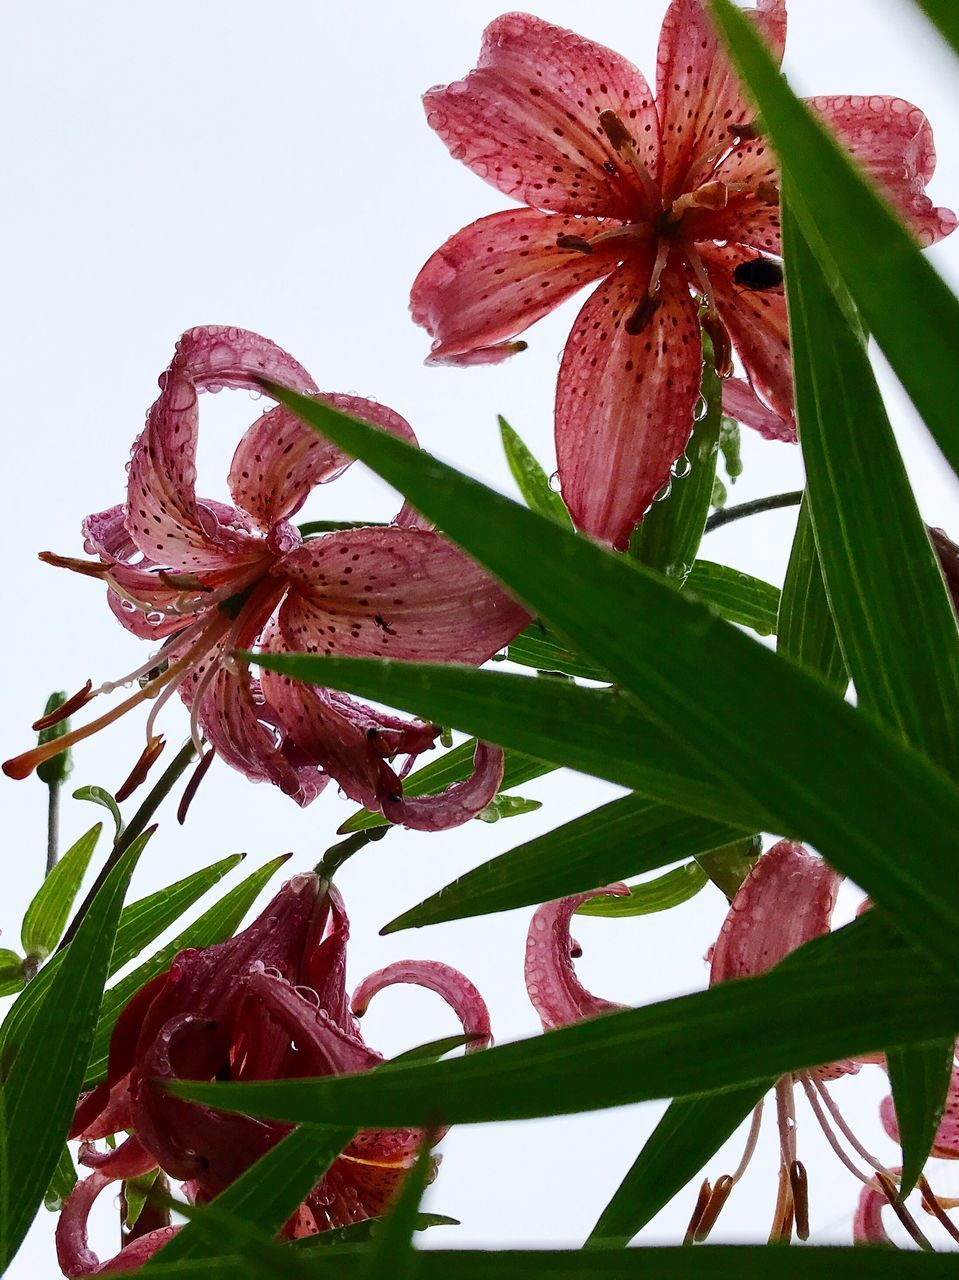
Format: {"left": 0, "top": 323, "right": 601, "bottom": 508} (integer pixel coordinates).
{"left": 756, "top": 181, "right": 780, "bottom": 205}
{"left": 32, "top": 680, "right": 94, "bottom": 731}
{"left": 694, "top": 1175, "right": 735, "bottom": 1242}
{"left": 177, "top": 748, "right": 216, "bottom": 825}
{"left": 39, "top": 551, "right": 109, "bottom": 580}
{"left": 790, "top": 1160, "right": 810, "bottom": 1240}
{"left": 683, "top": 1179, "right": 712, "bottom": 1244}
{"left": 598, "top": 110, "right": 633, "bottom": 153}
{"left": 115, "top": 735, "right": 166, "bottom": 803}
{"left": 701, "top": 312, "right": 733, "bottom": 379}
{"left": 625, "top": 295, "right": 661, "bottom": 336}
{"left": 556, "top": 234, "right": 594, "bottom": 255}
{"left": 729, "top": 121, "right": 762, "bottom": 140}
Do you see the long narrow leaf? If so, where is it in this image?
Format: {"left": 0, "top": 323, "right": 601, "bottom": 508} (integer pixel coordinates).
{"left": 685, "top": 561, "right": 779, "bottom": 637}
{"left": 575, "top": 863, "right": 707, "bottom": 918}
{"left": 886, "top": 1041, "right": 954, "bottom": 1197}
{"left": 20, "top": 824, "right": 102, "bottom": 958}
{"left": 909, "top": 0, "right": 959, "bottom": 59}
{"left": 777, "top": 502, "right": 847, "bottom": 690}
{"left": 499, "top": 417, "right": 571, "bottom": 527}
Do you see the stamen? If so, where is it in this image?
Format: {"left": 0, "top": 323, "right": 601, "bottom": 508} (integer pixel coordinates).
{"left": 731, "top": 1100, "right": 765, "bottom": 1185}
{"left": 188, "top": 659, "right": 221, "bottom": 756}
{"left": 625, "top": 295, "right": 661, "bottom": 336}
{"left": 683, "top": 1179, "right": 712, "bottom": 1244}
{"left": 38, "top": 551, "right": 109, "bottom": 580}
{"left": 729, "top": 121, "right": 762, "bottom": 140}
{"left": 556, "top": 234, "right": 594, "bottom": 255}
{"left": 701, "top": 312, "right": 733, "bottom": 379}
{"left": 598, "top": 110, "right": 662, "bottom": 210}
{"left": 694, "top": 1175, "right": 734, "bottom": 1242}
{"left": 32, "top": 680, "right": 93, "bottom": 731}
{"left": 800, "top": 1075, "right": 876, "bottom": 1187}
{"left": 177, "top": 748, "right": 216, "bottom": 825}
{"left": 790, "top": 1160, "right": 810, "bottom": 1240}
{"left": 685, "top": 244, "right": 717, "bottom": 313}
{"left": 876, "top": 1172, "right": 934, "bottom": 1252}
{"left": 812, "top": 1078, "right": 887, "bottom": 1174}
{"left": 668, "top": 182, "right": 729, "bottom": 219}
{"left": 115, "top": 735, "right": 166, "bottom": 803}
{"left": 919, "top": 1176, "right": 959, "bottom": 1245}
{"left": 768, "top": 1162, "right": 794, "bottom": 1243}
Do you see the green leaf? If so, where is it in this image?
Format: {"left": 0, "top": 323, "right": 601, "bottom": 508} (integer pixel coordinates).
{"left": 124, "top": 1168, "right": 161, "bottom": 1230}
{"left": 84, "top": 854, "right": 291, "bottom": 1088}
{"left": 21, "top": 824, "right": 102, "bottom": 958}
{"left": 586, "top": 1085, "right": 767, "bottom": 1247}
{"left": 168, "top": 917, "right": 959, "bottom": 1130}
{"left": 338, "top": 740, "right": 555, "bottom": 835}
{"left": 360, "top": 1138, "right": 434, "bottom": 1280}
{"left": 784, "top": 196, "right": 959, "bottom": 772}
{"left": 910, "top": 0, "right": 959, "bottom": 59}
{"left": 475, "top": 793, "right": 542, "bottom": 824}
{"left": 575, "top": 864, "right": 707, "bottom": 918}
{"left": 886, "top": 1040, "right": 954, "bottom": 1197}
{"left": 707, "top": 0, "right": 959, "bottom": 485}
{"left": 43, "top": 1145, "right": 77, "bottom": 1213}
{"left": 73, "top": 784, "right": 124, "bottom": 838}
{"left": 684, "top": 561, "right": 779, "bottom": 636}
{"left": 777, "top": 501, "right": 848, "bottom": 691}
{"left": 383, "top": 793, "right": 747, "bottom": 932}
{"left": 630, "top": 341, "right": 721, "bottom": 582}
{"left": 250, "top": 387, "right": 959, "bottom": 979}
{"left": 499, "top": 416, "right": 572, "bottom": 527}
{"left": 506, "top": 621, "right": 610, "bottom": 682}
{"left": 0, "top": 827, "right": 144, "bottom": 1271}
{"left": 294, "top": 1214, "right": 457, "bottom": 1250}
{"left": 0, "top": 952, "right": 24, "bottom": 999}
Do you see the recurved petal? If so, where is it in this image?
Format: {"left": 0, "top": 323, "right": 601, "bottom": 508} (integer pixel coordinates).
{"left": 696, "top": 241, "right": 794, "bottom": 429}
{"left": 721, "top": 375, "right": 796, "bottom": 443}
{"left": 246, "top": 968, "right": 383, "bottom": 1077}
{"left": 656, "top": 0, "right": 787, "bottom": 200}
{"left": 172, "top": 325, "right": 318, "bottom": 397}
{"left": 276, "top": 527, "right": 528, "bottom": 663}
{"left": 555, "top": 255, "right": 702, "bottom": 549}
{"left": 709, "top": 841, "right": 841, "bottom": 984}
{"left": 809, "top": 95, "right": 957, "bottom": 248}
{"left": 379, "top": 742, "right": 506, "bottom": 832}
{"left": 55, "top": 1172, "right": 181, "bottom": 1277}
{"left": 424, "top": 12, "right": 661, "bottom": 218}
{"left": 525, "top": 887, "right": 629, "bottom": 1030}
{"left": 352, "top": 958, "right": 493, "bottom": 1050}
{"left": 853, "top": 1183, "right": 893, "bottom": 1247}
{"left": 229, "top": 395, "right": 420, "bottom": 532}
{"left": 411, "top": 208, "right": 621, "bottom": 363}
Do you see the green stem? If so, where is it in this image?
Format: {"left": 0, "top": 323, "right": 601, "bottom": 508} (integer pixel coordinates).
{"left": 45, "top": 782, "right": 61, "bottom": 877}
{"left": 705, "top": 490, "right": 804, "bottom": 533}
{"left": 55, "top": 739, "right": 197, "bottom": 954}
{"left": 315, "top": 828, "right": 389, "bottom": 882}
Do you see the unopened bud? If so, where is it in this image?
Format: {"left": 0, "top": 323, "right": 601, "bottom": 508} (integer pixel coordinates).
{"left": 36, "top": 692, "right": 73, "bottom": 787}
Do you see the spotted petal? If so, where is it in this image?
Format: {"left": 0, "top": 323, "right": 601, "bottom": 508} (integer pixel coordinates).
{"left": 380, "top": 743, "right": 506, "bottom": 832}
{"left": 352, "top": 958, "right": 493, "bottom": 1050}
{"left": 423, "top": 12, "right": 661, "bottom": 218}
{"left": 525, "top": 887, "right": 629, "bottom": 1030}
{"left": 721, "top": 375, "right": 796, "bottom": 443}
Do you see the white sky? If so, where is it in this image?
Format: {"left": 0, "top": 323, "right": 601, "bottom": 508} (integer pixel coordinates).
{"left": 2, "top": 1, "right": 959, "bottom": 1272}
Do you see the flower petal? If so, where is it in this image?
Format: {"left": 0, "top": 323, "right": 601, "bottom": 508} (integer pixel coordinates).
{"left": 809, "top": 95, "right": 957, "bottom": 248}
{"left": 411, "top": 208, "right": 620, "bottom": 364}
{"left": 352, "top": 959, "right": 493, "bottom": 1051}
{"left": 379, "top": 742, "right": 506, "bottom": 833}
{"left": 696, "top": 241, "right": 794, "bottom": 427}
{"left": 709, "top": 841, "right": 841, "bottom": 984}
{"left": 525, "top": 887, "right": 629, "bottom": 1030}
{"left": 424, "top": 12, "right": 661, "bottom": 218}
{"left": 656, "top": 0, "right": 787, "bottom": 200}
{"left": 555, "top": 256, "right": 702, "bottom": 549}
{"left": 173, "top": 325, "right": 318, "bottom": 397}
{"left": 77, "top": 1134, "right": 156, "bottom": 1179}
{"left": 228, "top": 395, "right": 422, "bottom": 533}
{"left": 853, "top": 1183, "right": 893, "bottom": 1247}
{"left": 276, "top": 527, "right": 528, "bottom": 663}
{"left": 246, "top": 969, "right": 383, "bottom": 1076}
{"left": 721, "top": 375, "right": 796, "bottom": 443}
{"left": 55, "top": 1171, "right": 182, "bottom": 1277}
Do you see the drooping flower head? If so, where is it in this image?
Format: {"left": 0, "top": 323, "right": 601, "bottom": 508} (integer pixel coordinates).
{"left": 57, "top": 873, "right": 492, "bottom": 1275}
{"left": 5, "top": 327, "right": 527, "bottom": 829}
{"left": 413, "top": 4, "right": 956, "bottom": 548}
{"left": 524, "top": 842, "right": 951, "bottom": 1245}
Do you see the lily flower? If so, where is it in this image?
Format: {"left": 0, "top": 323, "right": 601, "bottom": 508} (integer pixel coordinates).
{"left": 4, "top": 326, "right": 527, "bottom": 828}
{"left": 57, "top": 873, "right": 492, "bottom": 1275}
{"left": 412, "top": 5, "right": 955, "bottom": 548}
{"left": 524, "top": 841, "right": 948, "bottom": 1245}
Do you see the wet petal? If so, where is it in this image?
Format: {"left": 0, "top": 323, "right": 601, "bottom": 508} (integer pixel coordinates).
{"left": 352, "top": 959, "right": 493, "bottom": 1050}
{"left": 722, "top": 375, "right": 796, "bottom": 443}
{"left": 853, "top": 1183, "right": 893, "bottom": 1246}
{"left": 656, "top": 0, "right": 787, "bottom": 199}
{"left": 246, "top": 968, "right": 383, "bottom": 1077}
{"left": 525, "top": 887, "right": 629, "bottom": 1030}
{"left": 380, "top": 742, "right": 506, "bottom": 833}
{"left": 77, "top": 1134, "right": 156, "bottom": 1179}
{"left": 696, "top": 241, "right": 794, "bottom": 428}
{"left": 56, "top": 1172, "right": 115, "bottom": 1276}
{"left": 556, "top": 255, "right": 702, "bottom": 549}
{"left": 276, "top": 527, "right": 528, "bottom": 663}
{"left": 411, "top": 208, "right": 620, "bottom": 364}
{"left": 173, "top": 325, "right": 318, "bottom": 397}
{"left": 424, "top": 12, "right": 661, "bottom": 218}
{"left": 709, "top": 840, "right": 841, "bottom": 983}
{"left": 229, "top": 394, "right": 421, "bottom": 532}
{"left": 810, "top": 95, "right": 957, "bottom": 248}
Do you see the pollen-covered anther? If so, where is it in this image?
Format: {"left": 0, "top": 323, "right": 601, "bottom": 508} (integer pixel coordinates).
{"left": 32, "top": 680, "right": 94, "bottom": 731}
{"left": 598, "top": 109, "right": 633, "bottom": 154}
{"left": 115, "top": 735, "right": 166, "bottom": 803}
{"left": 683, "top": 1178, "right": 712, "bottom": 1244}
{"left": 556, "top": 234, "right": 594, "bottom": 255}
{"left": 625, "top": 294, "right": 661, "bottom": 336}
{"left": 790, "top": 1160, "right": 810, "bottom": 1240}
{"left": 694, "top": 1174, "right": 735, "bottom": 1242}
{"left": 38, "top": 550, "right": 110, "bottom": 580}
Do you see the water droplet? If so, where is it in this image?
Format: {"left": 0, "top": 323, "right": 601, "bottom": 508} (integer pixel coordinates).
{"left": 120, "top": 599, "right": 136, "bottom": 613}
{"left": 653, "top": 478, "right": 673, "bottom": 503}
{"left": 146, "top": 610, "right": 165, "bottom": 625}
{"left": 548, "top": 471, "right": 562, "bottom": 493}
{"left": 693, "top": 394, "right": 708, "bottom": 422}
{"left": 671, "top": 455, "right": 692, "bottom": 480}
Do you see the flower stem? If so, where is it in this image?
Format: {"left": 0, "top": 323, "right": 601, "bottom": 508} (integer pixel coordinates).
{"left": 45, "top": 782, "right": 61, "bottom": 877}
{"left": 55, "top": 739, "right": 197, "bottom": 954}
{"left": 705, "top": 490, "right": 803, "bottom": 533}
{"left": 315, "top": 827, "right": 389, "bottom": 882}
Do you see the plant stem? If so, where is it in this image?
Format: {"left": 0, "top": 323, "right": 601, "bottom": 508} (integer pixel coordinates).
{"left": 705, "top": 490, "right": 803, "bottom": 533}
{"left": 298, "top": 519, "right": 388, "bottom": 537}
{"left": 55, "top": 739, "right": 197, "bottom": 954}
{"left": 315, "top": 827, "right": 389, "bottom": 882}
{"left": 45, "top": 782, "right": 61, "bottom": 877}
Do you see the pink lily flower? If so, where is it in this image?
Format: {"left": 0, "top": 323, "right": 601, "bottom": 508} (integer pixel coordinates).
{"left": 524, "top": 841, "right": 943, "bottom": 1244}
{"left": 57, "top": 873, "right": 491, "bottom": 1274}
{"left": 5, "top": 326, "right": 527, "bottom": 829}
{"left": 412, "top": 5, "right": 956, "bottom": 548}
